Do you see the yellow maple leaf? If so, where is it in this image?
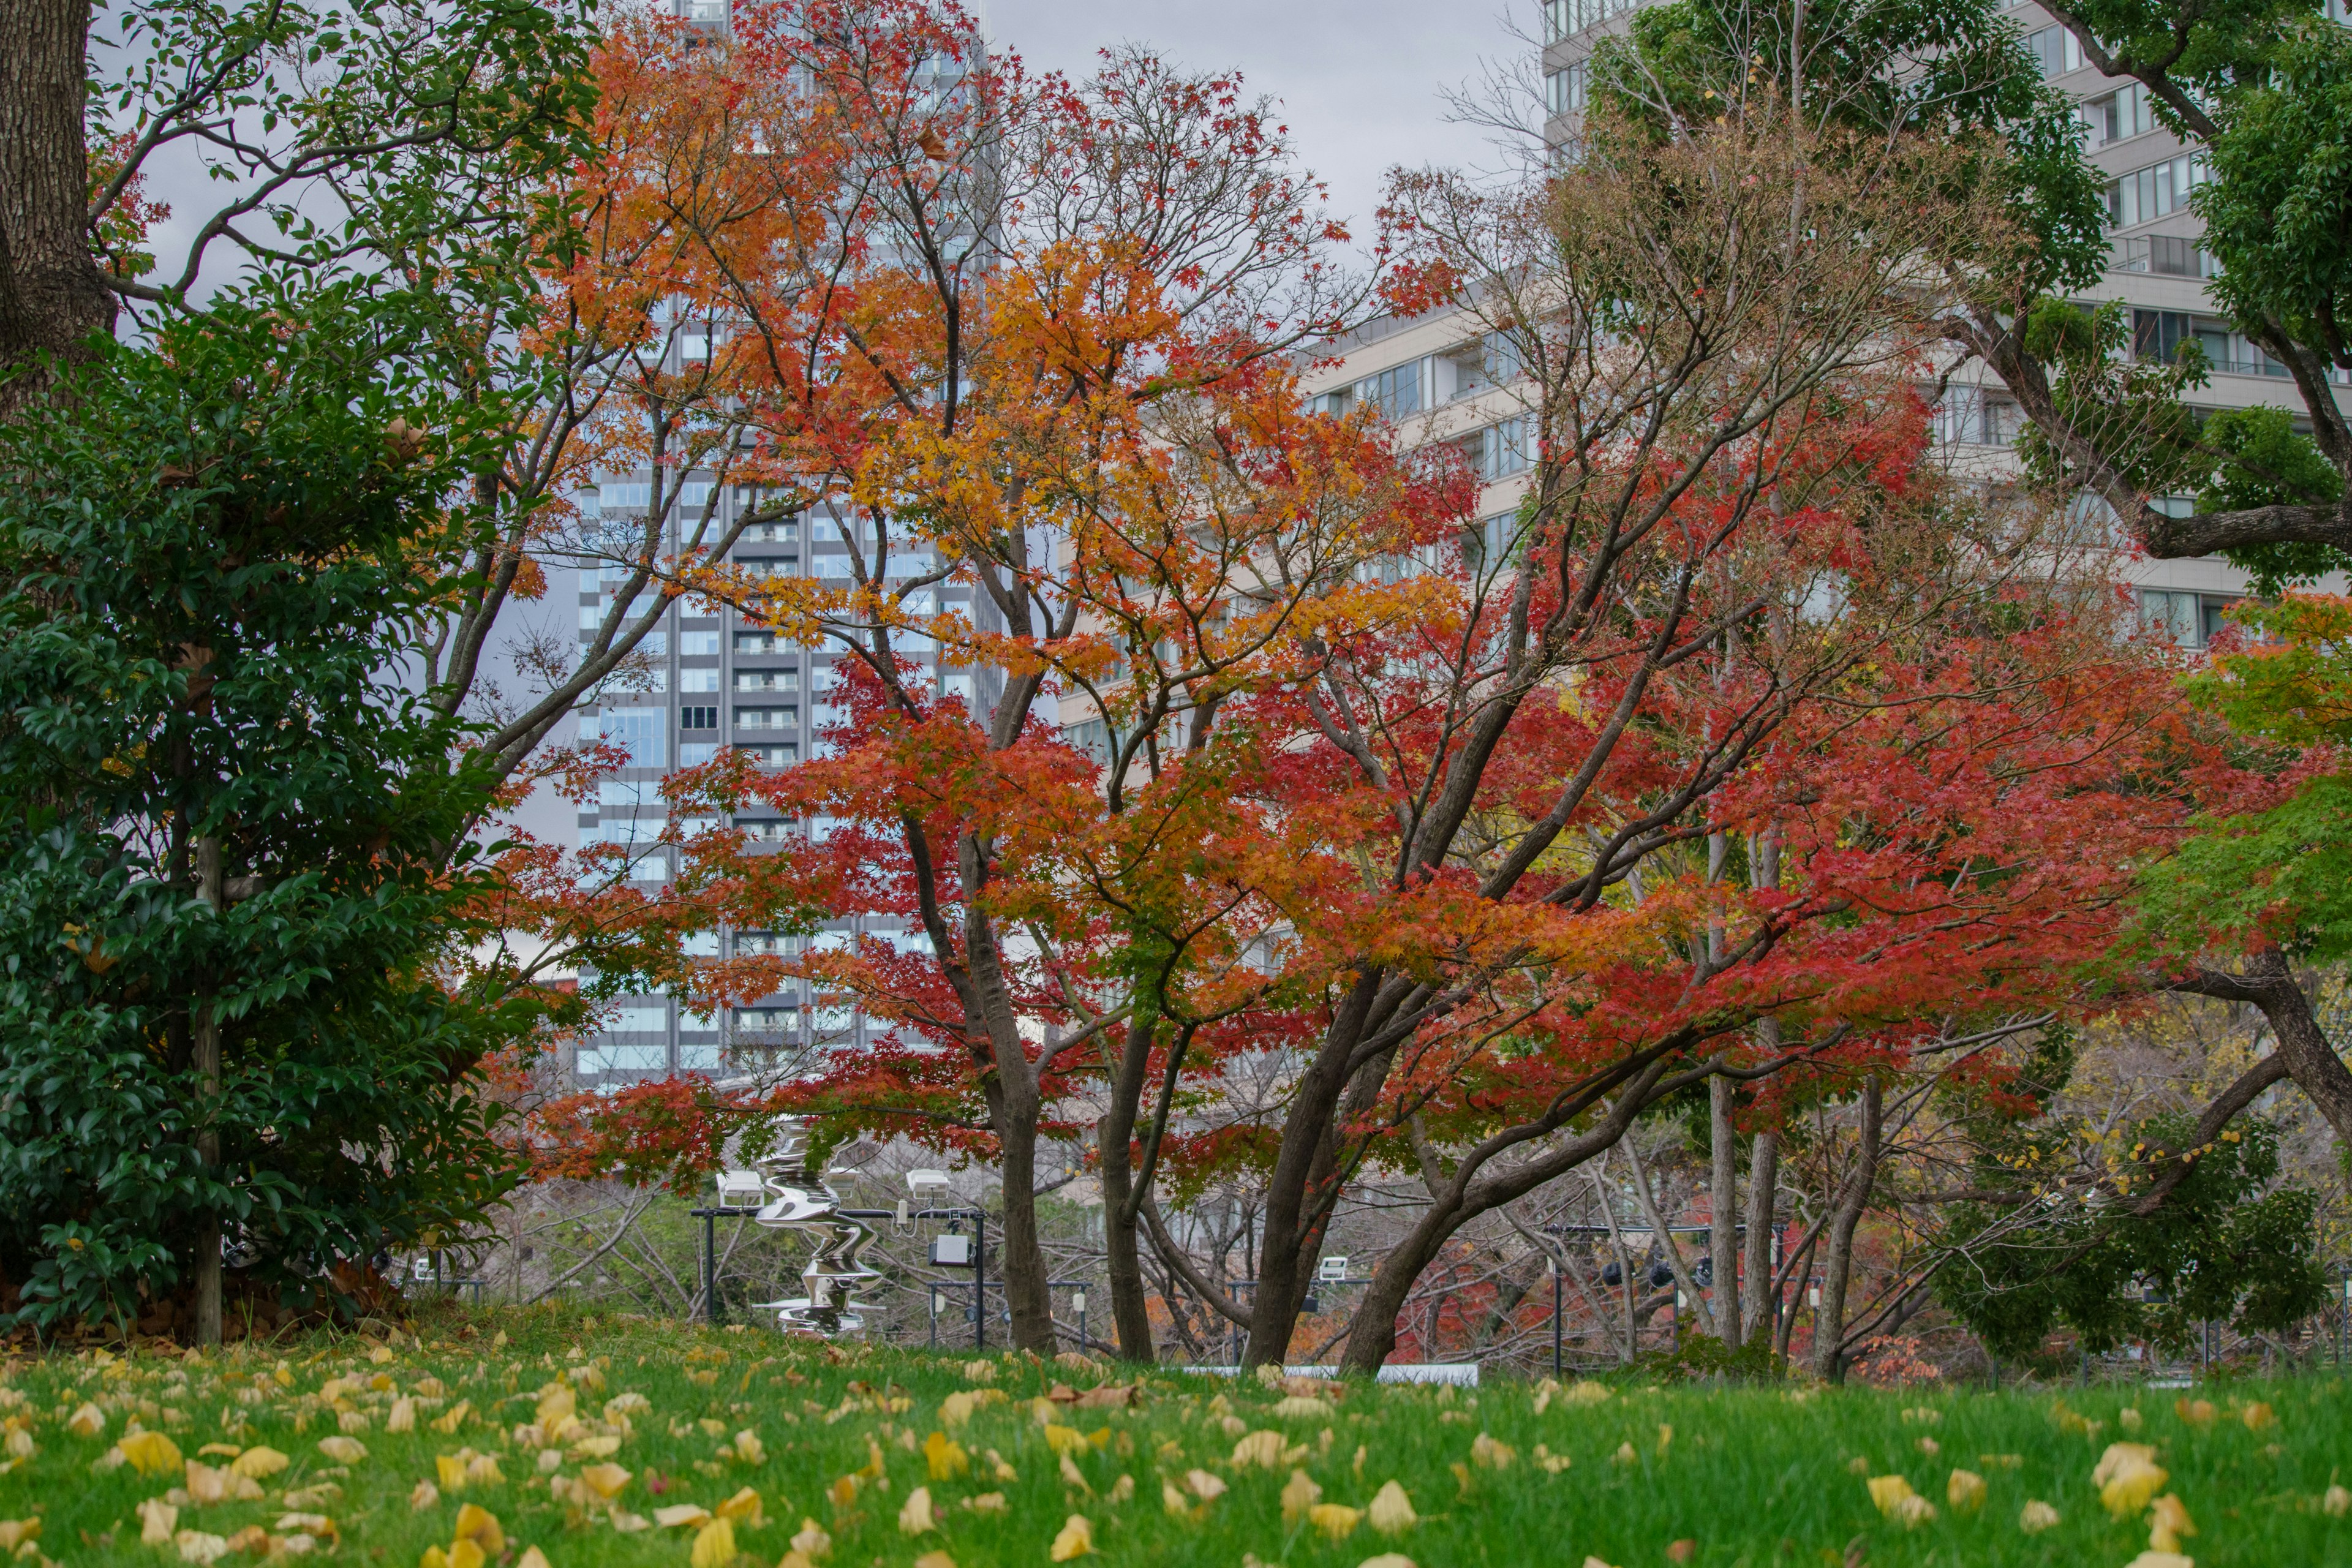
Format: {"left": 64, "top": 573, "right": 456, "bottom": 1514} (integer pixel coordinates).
{"left": 1048, "top": 1513, "right": 1093, "bottom": 1561}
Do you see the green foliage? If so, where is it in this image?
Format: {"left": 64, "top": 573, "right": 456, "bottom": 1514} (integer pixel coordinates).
{"left": 2194, "top": 21, "right": 2352, "bottom": 367}
{"left": 1936, "top": 1116, "right": 2328, "bottom": 1358}
{"left": 1633, "top": 1330, "right": 1787, "bottom": 1382}
{"left": 2012, "top": 298, "right": 2204, "bottom": 499}
{"left": 0, "top": 305, "right": 545, "bottom": 1332}
{"left": 1591, "top": 0, "right": 2109, "bottom": 291}
{"left": 2134, "top": 594, "right": 2352, "bottom": 959}
{"left": 2198, "top": 407, "right": 2347, "bottom": 594}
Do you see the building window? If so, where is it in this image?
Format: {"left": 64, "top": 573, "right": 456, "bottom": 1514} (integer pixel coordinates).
{"left": 1360, "top": 358, "right": 1425, "bottom": 420}
{"left": 592, "top": 707, "right": 667, "bottom": 768}
{"left": 2137, "top": 589, "right": 2239, "bottom": 649}
{"left": 680, "top": 706, "right": 718, "bottom": 729}
{"left": 1545, "top": 0, "right": 1635, "bottom": 41}
{"left": 2024, "top": 24, "right": 2084, "bottom": 78}
{"left": 735, "top": 705, "right": 798, "bottom": 730}
{"left": 1932, "top": 386, "right": 2018, "bottom": 447}
{"left": 1547, "top": 62, "right": 1588, "bottom": 117}
{"left": 736, "top": 668, "right": 799, "bottom": 692}
{"left": 2105, "top": 153, "right": 2207, "bottom": 231}
{"left": 2081, "top": 82, "right": 2156, "bottom": 148}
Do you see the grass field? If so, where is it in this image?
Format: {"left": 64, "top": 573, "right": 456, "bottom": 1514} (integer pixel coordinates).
{"left": 0, "top": 1309, "right": 2344, "bottom": 1567}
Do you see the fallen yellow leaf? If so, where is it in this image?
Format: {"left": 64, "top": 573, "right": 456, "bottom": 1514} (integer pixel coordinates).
{"left": 2149, "top": 1493, "right": 2196, "bottom": 1553}
{"left": 964, "top": 1493, "right": 1009, "bottom": 1514}
{"left": 1309, "top": 1502, "right": 1362, "bottom": 1540}
{"left": 653, "top": 1505, "right": 712, "bottom": 1529}
{"left": 2019, "top": 1500, "right": 2062, "bottom": 1534}
{"left": 315, "top": 1436, "right": 367, "bottom": 1464}
{"left": 1947, "top": 1469, "right": 1987, "bottom": 1514}
{"left": 1231, "top": 1430, "right": 1286, "bottom": 1468}
{"left": 516, "top": 1550, "right": 551, "bottom": 1568}
{"left": 1367, "top": 1480, "right": 1416, "bottom": 1534}
{"left": 913, "top": 1553, "right": 956, "bottom": 1568}
{"left": 66, "top": 1402, "right": 105, "bottom": 1438}
{"left": 453, "top": 1502, "right": 505, "bottom": 1555}
{"left": 1281, "top": 1468, "right": 1323, "bottom": 1523}
{"left": 119, "top": 1429, "right": 184, "bottom": 1477}
{"left": 1866, "top": 1475, "right": 1917, "bottom": 1518}
{"left": 899, "top": 1485, "right": 937, "bottom": 1534}
{"left": 579, "top": 1463, "right": 631, "bottom": 1500}
{"left": 689, "top": 1518, "right": 736, "bottom": 1568}
{"left": 1048, "top": 1513, "right": 1093, "bottom": 1561}
{"left": 230, "top": 1447, "right": 288, "bottom": 1480}
{"left": 138, "top": 1499, "right": 178, "bottom": 1545}
{"left": 173, "top": 1527, "right": 230, "bottom": 1564}
{"left": 791, "top": 1517, "right": 831, "bottom": 1558}
{"left": 924, "top": 1430, "right": 970, "bottom": 1480}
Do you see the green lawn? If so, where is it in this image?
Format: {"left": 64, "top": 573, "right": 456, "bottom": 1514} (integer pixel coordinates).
{"left": 0, "top": 1309, "right": 2344, "bottom": 1567}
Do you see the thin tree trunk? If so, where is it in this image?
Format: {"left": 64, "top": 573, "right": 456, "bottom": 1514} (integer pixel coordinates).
{"left": 1338, "top": 1061, "right": 1673, "bottom": 1372}
{"left": 0, "top": 0, "right": 111, "bottom": 405}
{"left": 1242, "top": 969, "right": 1384, "bottom": 1365}
{"left": 192, "top": 835, "right": 224, "bottom": 1348}
{"left": 1709, "top": 1072, "right": 1740, "bottom": 1348}
{"left": 958, "top": 891, "right": 1054, "bottom": 1353}
{"left": 2174, "top": 949, "right": 2352, "bottom": 1148}
{"left": 1096, "top": 1019, "right": 1157, "bottom": 1363}
{"left": 1740, "top": 1127, "right": 1781, "bottom": 1343}
{"left": 1775, "top": 1226, "right": 1815, "bottom": 1361}
{"left": 1811, "top": 1075, "right": 1882, "bottom": 1382}
{"left": 1623, "top": 1128, "right": 1716, "bottom": 1338}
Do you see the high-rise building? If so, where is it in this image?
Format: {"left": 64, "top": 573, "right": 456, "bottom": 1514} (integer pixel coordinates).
{"left": 1527, "top": 0, "right": 2352, "bottom": 644}
{"left": 570, "top": 481, "right": 990, "bottom": 1085}
{"left": 565, "top": 0, "right": 992, "bottom": 1087}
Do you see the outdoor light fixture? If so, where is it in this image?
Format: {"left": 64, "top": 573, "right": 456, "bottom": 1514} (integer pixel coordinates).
{"left": 716, "top": 1169, "right": 766, "bottom": 1207}
{"left": 905, "top": 1169, "right": 952, "bottom": 1196}
{"left": 1071, "top": 1291, "right": 1086, "bottom": 1314}
{"left": 1319, "top": 1256, "right": 1349, "bottom": 1282}
{"left": 930, "top": 1231, "right": 973, "bottom": 1267}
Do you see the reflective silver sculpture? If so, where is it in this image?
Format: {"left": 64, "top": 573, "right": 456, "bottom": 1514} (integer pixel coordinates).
{"left": 747, "top": 1115, "right": 877, "bottom": 1335}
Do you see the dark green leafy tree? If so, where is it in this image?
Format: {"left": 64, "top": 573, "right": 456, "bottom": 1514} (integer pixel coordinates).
{"left": 1938, "top": 1109, "right": 2328, "bottom": 1359}
{"left": 1589, "top": 0, "right": 2111, "bottom": 294}
{"left": 0, "top": 302, "right": 550, "bottom": 1337}
{"left": 1986, "top": 2, "right": 2352, "bottom": 565}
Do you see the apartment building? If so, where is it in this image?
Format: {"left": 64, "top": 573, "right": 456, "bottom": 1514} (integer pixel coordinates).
{"left": 1529, "top": 0, "right": 2352, "bottom": 648}
{"left": 567, "top": 0, "right": 989, "bottom": 1086}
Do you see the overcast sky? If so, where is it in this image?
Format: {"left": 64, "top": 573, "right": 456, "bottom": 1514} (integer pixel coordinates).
{"left": 979, "top": 0, "right": 1521, "bottom": 233}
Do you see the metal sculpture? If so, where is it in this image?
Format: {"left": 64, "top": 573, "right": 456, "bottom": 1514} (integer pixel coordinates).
{"left": 746, "top": 1115, "right": 878, "bottom": 1335}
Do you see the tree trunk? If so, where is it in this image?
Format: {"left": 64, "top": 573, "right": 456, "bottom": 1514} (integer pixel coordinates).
{"left": 1623, "top": 1129, "right": 1716, "bottom": 1338}
{"left": 192, "top": 835, "right": 224, "bottom": 1348}
{"left": 1811, "top": 1075, "right": 1882, "bottom": 1382}
{"left": 1242, "top": 969, "right": 1385, "bottom": 1366}
{"left": 1338, "top": 1060, "right": 1673, "bottom": 1372}
{"left": 1740, "top": 1128, "right": 1781, "bottom": 1344}
{"left": 1096, "top": 1018, "right": 1158, "bottom": 1363}
{"left": 2178, "top": 949, "right": 2352, "bottom": 1148}
{"left": 1709, "top": 1072, "right": 1740, "bottom": 1348}
{"left": 0, "top": 0, "right": 111, "bottom": 405}
{"left": 957, "top": 888, "right": 1055, "bottom": 1353}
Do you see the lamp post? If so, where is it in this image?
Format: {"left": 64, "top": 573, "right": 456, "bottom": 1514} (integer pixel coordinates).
{"left": 1551, "top": 1256, "right": 1562, "bottom": 1380}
